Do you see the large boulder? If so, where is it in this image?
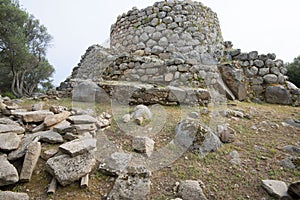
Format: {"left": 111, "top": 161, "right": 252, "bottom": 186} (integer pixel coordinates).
{"left": 265, "top": 86, "right": 292, "bottom": 105}
{"left": 0, "top": 154, "right": 19, "bottom": 186}
{"left": 46, "top": 152, "right": 96, "bottom": 186}
{"left": 218, "top": 64, "right": 247, "bottom": 101}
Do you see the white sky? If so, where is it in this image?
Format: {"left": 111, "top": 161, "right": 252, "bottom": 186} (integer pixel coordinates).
{"left": 19, "top": 0, "right": 300, "bottom": 86}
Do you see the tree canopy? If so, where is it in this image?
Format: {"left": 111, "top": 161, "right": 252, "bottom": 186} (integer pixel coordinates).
{"left": 0, "top": 0, "right": 54, "bottom": 97}
{"left": 286, "top": 56, "right": 300, "bottom": 88}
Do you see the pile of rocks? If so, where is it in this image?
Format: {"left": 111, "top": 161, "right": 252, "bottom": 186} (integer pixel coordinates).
{"left": 220, "top": 41, "right": 300, "bottom": 105}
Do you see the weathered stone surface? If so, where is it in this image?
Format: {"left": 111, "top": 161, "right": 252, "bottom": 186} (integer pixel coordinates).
{"left": 131, "top": 105, "right": 152, "bottom": 120}
{"left": 218, "top": 65, "right": 247, "bottom": 101}
{"left": 49, "top": 105, "right": 68, "bottom": 114}
{"left": 217, "top": 125, "right": 236, "bottom": 143}
{"left": 122, "top": 114, "right": 131, "bottom": 123}
{"left": 262, "top": 180, "right": 289, "bottom": 199}
{"left": 59, "top": 138, "right": 96, "bottom": 157}
{"left": 229, "top": 150, "right": 241, "bottom": 165}
{"left": 283, "top": 145, "right": 300, "bottom": 154}
{"left": 99, "top": 152, "right": 132, "bottom": 176}
{"left": 108, "top": 166, "right": 151, "bottom": 200}
{"left": 41, "top": 148, "right": 58, "bottom": 160}
{"left": 0, "top": 133, "right": 21, "bottom": 151}
{"left": 46, "top": 152, "right": 96, "bottom": 186}
{"left": 265, "top": 86, "right": 292, "bottom": 105}
{"left": 8, "top": 130, "right": 63, "bottom": 161}
{"left": 67, "top": 115, "right": 97, "bottom": 124}
{"left": 288, "top": 181, "right": 300, "bottom": 199}
{"left": 0, "top": 191, "right": 29, "bottom": 200}
{"left": 44, "top": 111, "right": 71, "bottom": 127}
{"left": 32, "top": 102, "right": 44, "bottom": 111}
{"left": 0, "top": 154, "right": 19, "bottom": 186}
{"left": 14, "top": 110, "right": 54, "bottom": 123}
{"left": 20, "top": 141, "right": 41, "bottom": 182}
{"left": 0, "top": 124, "right": 25, "bottom": 134}
{"left": 72, "top": 123, "right": 97, "bottom": 133}
{"left": 132, "top": 136, "right": 155, "bottom": 157}
{"left": 52, "top": 120, "right": 71, "bottom": 133}
{"left": 263, "top": 74, "right": 278, "bottom": 84}
{"left": 178, "top": 180, "right": 208, "bottom": 200}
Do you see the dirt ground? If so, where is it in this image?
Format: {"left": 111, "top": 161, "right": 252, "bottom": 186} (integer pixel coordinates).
{"left": 2, "top": 99, "right": 299, "bottom": 200}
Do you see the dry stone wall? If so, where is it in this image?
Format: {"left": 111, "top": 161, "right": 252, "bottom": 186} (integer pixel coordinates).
{"left": 110, "top": 0, "right": 224, "bottom": 62}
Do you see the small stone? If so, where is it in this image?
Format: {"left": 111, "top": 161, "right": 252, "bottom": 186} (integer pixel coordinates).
{"left": 67, "top": 115, "right": 97, "bottom": 124}
{"left": 178, "top": 180, "right": 208, "bottom": 200}
{"left": 261, "top": 180, "right": 289, "bottom": 199}
{"left": 132, "top": 136, "right": 155, "bottom": 157}
{"left": 263, "top": 74, "right": 278, "bottom": 84}
{"left": 229, "top": 150, "right": 241, "bottom": 165}
{"left": 122, "top": 114, "right": 131, "bottom": 123}
{"left": 49, "top": 105, "right": 68, "bottom": 114}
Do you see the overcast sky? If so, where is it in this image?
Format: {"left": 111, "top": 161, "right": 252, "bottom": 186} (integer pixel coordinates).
{"left": 19, "top": 0, "right": 300, "bottom": 86}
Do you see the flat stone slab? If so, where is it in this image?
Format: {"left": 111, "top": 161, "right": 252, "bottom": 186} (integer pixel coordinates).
{"left": 8, "top": 130, "right": 63, "bottom": 161}
{"left": 13, "top": 110, "right": 54, "bottom": 123}
{"left": 46, "top": 152, "right": 96, "bottom": 186}
{"left": 262, "top": 180, "right": 289, "bottom": 198}
{"left": 0, "top": 191, "right": 29, "bottom": 200}
{"left": 178, "top": 180, "right": 208, "bottom": 200}
{"left": 0, "top": 124, "right": 25, "bottom": 134}
{"left": 0, "top": 132, "right": 21, "bottom": 151}
{"left": 44, "top": 111, "right": 71, "bottom": 127}
{"left": 0, "top": 154, "right": 19, "bottom": 186}
{"left": 59, "top": 138, "right": 96, "bottom": 157}
{"left": 52, "top": 120, "right": 71, "bottom": 133}
{"left": 67, "top": 115, "right": 98, "bottom": 124}
{"left": 20, "top": 141, "right": 41, "bottom": 182}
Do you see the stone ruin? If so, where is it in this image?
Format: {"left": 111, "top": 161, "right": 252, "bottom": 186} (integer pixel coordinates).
{"left": 56, "top": 0, "right": 300, "bottom": 106}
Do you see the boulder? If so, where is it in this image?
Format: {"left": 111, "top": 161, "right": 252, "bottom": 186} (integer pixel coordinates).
{"left": 265, "top": 86, "right": 292, "bottom": 105}
{"left": 131, "top": 105, "right": 152, "bottom": 120}
{"left": 132, "top": 136, "right": 155, "bottom": 157}
{"left": 0, "top": 133, "right": 21, "bottom": 151}
{"left": 261, "top": 180, "right": 289, "bottom": 199}
{"left": 59, "top": 138, "right": 96, "bottom": 157}
{"left": 177, "top": 180, "right": 208, "bottom": 200}
{"left": 218, "top": 65, "right": 247, "bottom": 101}
{"left": 0, "top": 154, "right": 19, "bottom": 186}
{"left": 287, "top": 181, "right": 300, "bottom": 199}
{"left": 217, "top": 125, "right": 236, "bottom": 143}
{"left": 13, "top": 110, "right": 54, "bottom": 123}
{"left": 20, "top": 141, "right": 41, "bottom": 182}
{"left": 0, "top": 191, "right": 29, "bottom": 200}
{"left": 46, "top": 152, "right": 96, "bottom": 186}
{"left": 108, "top": 165, "right": 151, "bottom": 200}
{"left": 263, "top": 74, "right": 278, "bottom": 84}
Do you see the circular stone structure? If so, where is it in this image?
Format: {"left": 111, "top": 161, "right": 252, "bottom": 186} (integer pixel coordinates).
{"left": 110, "top": 0, "right": 224, "bottom": 61}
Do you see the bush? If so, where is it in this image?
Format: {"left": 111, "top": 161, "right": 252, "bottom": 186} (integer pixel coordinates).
{"left": 286, "top": 56, "right": 300, "bottom": 88}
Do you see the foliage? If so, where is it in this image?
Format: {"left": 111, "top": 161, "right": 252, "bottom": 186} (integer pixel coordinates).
{"left": 0, "top": 0, "right": 55, "bottom": 97}
{"left": 286, "top": 55, "right": 300, "bottom": 88}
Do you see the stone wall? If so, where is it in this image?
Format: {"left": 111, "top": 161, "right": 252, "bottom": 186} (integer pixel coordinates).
{"left": 110, "top": 0, "right": 224, "bottom": 61}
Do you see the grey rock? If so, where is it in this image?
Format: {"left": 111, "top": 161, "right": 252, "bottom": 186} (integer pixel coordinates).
{"left": 99, "top": 152, "right": 132, "bottom": 176}
{"left": 122, "top": 114, "right": 131, "bottom": 123}
{"left": 14, "top": 110, "right": 54, "bottom": 123}
{"left": 163, "top": 16, "right": 173, "bottom": 24}
{"left": 245, "top": 66, "right": 258, "bottom": 77}
{"left": 263, "top": 74, "right": 278, "bottom": 84}
{"left": 270, "top": 67, "right": 281, "bottom": 75}
{"left": 234, "top": 52, "right": 248, "bottom": 61}
{"left": 108, "top": 165, "right": 151, "bottom": 200}
{"left": 229, "top": 150, "right": 241, "bottom": 165}
{"left": 151, "top": 45, "right": 164, "bottom": 54}
{"left": 167, "top": 86, "right": 186, "bottom": 102}
{"left": 265, "top": 59, "right": 275, "bottom": 68}
{"left": 259, "top": 54, "right": 269, "bottom": 61}
{"left": 139, "top": 32, "right": 149, "bottom": 42}
{"left": 217, "top": 125, "right": 236, "bottom": 143}
{"left": 59, "top": 138, "right": 96, "bottom": 157}
{"left": 41, "top": 148, "right": 58, "bottom": 160}
{"left": 254, "top": 59, "right": 265, "bottom": 67}
{"left": 32, "top": 102, "right": 44, "bottom": 111}
{"left": 46, "top": 152, "right": 96, "bottom": 186}
{"left": 20, "top": 141, "right": 41, "bottom": 182}
{"left": 288, "top": 181, "right": 300, "bottom": 199}
{"left": 280, "top": 157, "right": 296, "bottom": 169}
{"left": 0, "top": 154, "right": 19, "bottom": 186}
{"left": 49, "top": 105, "right": 68, "bottom": 114}
{"left": 248, "top": 51, "right": 258, "bottom": 60}
{"left": 131, "top": 105, "right": 152, "bottom": 120}
{"left": 265, "top": 86, "right": 292, "bottom": 105}
{"left": 0, "top": 191, "right": 29, "bottom": 200}
{"left": 53, "top": 120, "right": 71, "bottom": 134}
{"left": 132, "top": 136, "right": 155, "bottom": 157}
{"left": 267, "top": 53, "right": 276, "bottom": 60}
{"left": 158, "top": 37, "right": 169, "bottom": 47}
{"left": 283, "top": 145, "right": 300, "bottom": 154}
{"left": 44, "top": 111, "right": 71, "bottom": 127}
{"left": 67, "top": 114, "right": 97, "bottom": 124}
{"left": 229, "top": 49, "right": 240, "bottom": 57}
{"left": 72, "top": 123, "right": 97, "bottom": 133}
{"left": 261, "top": 180, "right": 289, "bottom": 199}
{"left": 146, "top": 39, "right": 157, "bottom": 47}
{"left": 259, "top": 68, "right": 270, "bottom": 76}
{"left": 0, "top": 124, "right": 25, "bottom": 134}
{"left": 8, "top": 130, "right": 63, "bottom": 161}
{"left": 0, "top": 133, "right": 21, "bottom": 151}
{"left": 178, "top": 180, "right": 208, "bottom": 200}
{"left": 200, "top": 53, "right": 218, "bottom": 65}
